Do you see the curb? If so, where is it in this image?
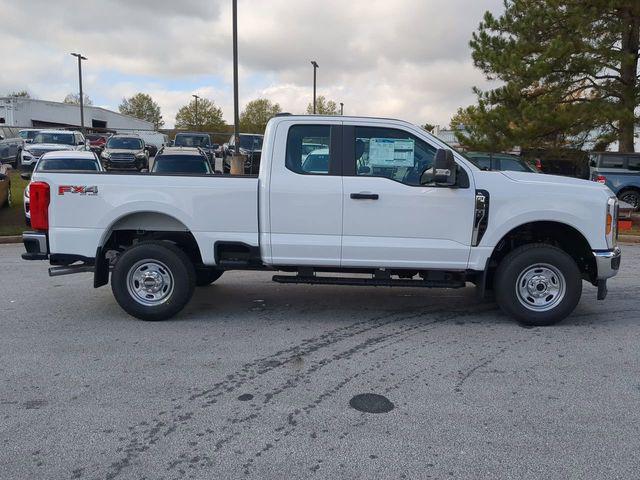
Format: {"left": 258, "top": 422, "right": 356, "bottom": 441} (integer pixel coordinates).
{"left": 0, "top": 235, "right": 22, "bottom": 244}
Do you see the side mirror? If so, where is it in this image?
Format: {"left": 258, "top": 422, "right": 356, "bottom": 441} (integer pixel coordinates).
{"left": 25, "top": 138, "right": 33, "bottom": 144}
{"left": 169, "top": 140, "right": 175, "bottom": 146}
{"left": 357, "top": 165, "right": 371, "bottom": 174}
{"left": 20, "top": 172, "right": 32, "bottom": 181}
{"left": 421, "top": 149, "right": 457, "bottom": 187}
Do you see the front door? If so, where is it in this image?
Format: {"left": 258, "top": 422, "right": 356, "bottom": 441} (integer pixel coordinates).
{"left": 341, "top": 124, "right": 475, "bottom": 270}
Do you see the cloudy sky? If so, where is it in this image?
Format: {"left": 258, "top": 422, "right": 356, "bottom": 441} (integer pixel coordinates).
{"left": 0, "top": 0, "right": 503, "bottom": 128}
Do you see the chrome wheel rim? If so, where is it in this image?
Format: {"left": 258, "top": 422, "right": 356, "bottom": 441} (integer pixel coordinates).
{"left": 126, "top": 259, "right": 174, "bottom": 306}
{"left": 516, "top": 263, "right": 566, "bottom": 312}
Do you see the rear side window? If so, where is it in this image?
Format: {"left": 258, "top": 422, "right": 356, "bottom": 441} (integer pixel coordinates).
{"left": 500, "top": 158, "right": 529, "bottom": 172}
{"left": 286, "top": 125, "right": 331, "bottom": 175}
{"left": 628, "top": 156, "right": 640, "bottom": 171}
{"left": 600, "top": 156, "right": 625, "bottom": 168}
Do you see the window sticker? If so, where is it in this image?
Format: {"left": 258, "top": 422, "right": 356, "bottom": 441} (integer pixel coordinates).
{"left": 368, "top": 138, "right": 414, "bottom": 167}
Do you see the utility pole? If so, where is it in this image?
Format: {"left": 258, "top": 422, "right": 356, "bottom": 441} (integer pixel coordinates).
{"left": 340, "top": 102, "right": 344, "bottom": 115}
{"left": 70, "top": 52, "right": 87, "bottom": 135}
{"left": 231, "top": 0, "right": 243, "bottom": 174}
{"left": 311, "top": 61, "right": 319, "bottom": 114}
{"left": 192, "top": 94, "right": 200, "bottom": 131}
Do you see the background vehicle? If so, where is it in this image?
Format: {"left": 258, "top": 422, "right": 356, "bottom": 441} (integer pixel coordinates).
{"left": 101, "top": 135, "right": 148, "bottom": 171}
{"left": 18, "top": 129, "right": 40, "bottom": 143}
{"left": 590, "top": 152, "right": 640, "bottom": 210}
{"left": 466, "top": 152, "right": 539, "bottom": 173}
{"left": 22, "top": 151, "right": 102, "bottom": 225}
{"left": 151, "top": 147, "right": 213, "bottom": 174}
{"left": 21, "top": 115, "right": 620, "bottom": 327}
{"left": 20, "top": 130, "right": 87, "bottom": 170}
{"left": 133, "top": 131, "right": 168, "bottom": 157}
{"left": 0, "top": 164, "right": 11, "bottom": 208}
{"left": 173, "top": 133, "right": 216, "bottom": 163}
{"left": 86, "top": 133, "right": 109, "bottom": 156}
{"left": 0, "top": 128, "right": 24, "bottom": 167}
{"left": 222, "top": 133, "right": 263, "bottom": 174}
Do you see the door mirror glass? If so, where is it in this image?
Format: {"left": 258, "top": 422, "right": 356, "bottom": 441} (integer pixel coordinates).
{"left": 421, "top": 149, "right": 457, "bottom": 186}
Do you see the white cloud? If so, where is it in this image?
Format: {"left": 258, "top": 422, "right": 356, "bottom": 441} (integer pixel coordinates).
{"left": 0, "top": 0, "right": 503, "bottom": 128}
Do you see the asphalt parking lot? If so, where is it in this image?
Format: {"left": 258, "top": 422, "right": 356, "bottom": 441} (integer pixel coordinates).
{"left": 1, "top": 242, "right": 639, "bottom": 479}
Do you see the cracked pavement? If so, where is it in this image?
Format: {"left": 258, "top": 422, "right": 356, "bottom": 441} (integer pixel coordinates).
{"left": 1, "top": 243, "right": 639, "bottom": 479}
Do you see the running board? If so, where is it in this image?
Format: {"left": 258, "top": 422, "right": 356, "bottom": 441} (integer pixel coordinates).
{"left": 272, "top": 274, "right": 465, "bottom": 289}
{"left": 48, "top": 265, "right": 95, "bottom": 277}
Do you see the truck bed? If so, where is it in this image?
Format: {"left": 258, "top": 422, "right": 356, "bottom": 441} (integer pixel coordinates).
{"left": 38, "top": 172, "right": 259, "bottom": 264}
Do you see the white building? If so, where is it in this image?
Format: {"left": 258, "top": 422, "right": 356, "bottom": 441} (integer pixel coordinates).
{"left": 0, "top": 97, "right": 153, "bottom": 132}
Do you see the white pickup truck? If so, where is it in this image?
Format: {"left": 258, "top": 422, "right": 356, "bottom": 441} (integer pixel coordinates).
{"left": 21, "top": 115, "right": 621, "bottom": 326}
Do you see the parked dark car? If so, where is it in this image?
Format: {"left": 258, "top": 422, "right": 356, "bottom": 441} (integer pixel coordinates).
{"left": 0, "top": 128, "right": 23, "bottom": 167}
{"left": 151, "top": 147, "right": 212, "bottom": 174}
{"left": 222, "top": 133, "right": 263, "bottom": 174}
{"left": 173, "top": 133, "right": 215, "bottom": 163}
{"left": 100, "top": 135, "right": 149, "bottom": 171}
{"left": 466, "top": 152, "right": 539, "bottom": 173}
{"left": 589, "top": 152, "right": 640, "bottom": 209}
{"left": 0, "top": 164, "right": 11, "bottom": 208}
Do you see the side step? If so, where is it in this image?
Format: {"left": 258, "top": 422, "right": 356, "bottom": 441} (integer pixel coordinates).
{"left": 272, "top": 272, "right": 466, "bottom": 289}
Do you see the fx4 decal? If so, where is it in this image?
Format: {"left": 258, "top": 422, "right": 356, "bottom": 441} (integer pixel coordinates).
{"left": 58, "top": 185, "right": 99, "bottom": 196}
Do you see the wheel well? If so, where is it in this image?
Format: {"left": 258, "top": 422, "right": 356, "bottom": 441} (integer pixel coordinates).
{"left": 486, "top": 221, "right": 596, "bottom": 287}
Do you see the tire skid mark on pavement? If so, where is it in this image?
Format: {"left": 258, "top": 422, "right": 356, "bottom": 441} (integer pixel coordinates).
{"left": 100, "top": 304, "right": 496, "bottom": 479}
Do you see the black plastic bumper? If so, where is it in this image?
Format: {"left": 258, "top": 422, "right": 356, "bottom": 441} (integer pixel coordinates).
{"left": 22, "top": 231, "right": 48, "bottom": 260}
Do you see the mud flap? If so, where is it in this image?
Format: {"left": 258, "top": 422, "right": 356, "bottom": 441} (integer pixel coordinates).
{"left": 597, "top": 279, "right": 608, "bottom": 300}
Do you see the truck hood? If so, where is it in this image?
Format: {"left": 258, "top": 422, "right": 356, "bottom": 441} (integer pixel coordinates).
{"left": 26, "top": 143, "right": 75, "bottom": 152}
{"left": 500, "top": 171, "right": 611, "bottom": 193}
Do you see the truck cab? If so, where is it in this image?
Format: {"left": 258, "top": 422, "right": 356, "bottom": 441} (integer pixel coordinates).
{"left": 21, "top": 116, "right": 621, "bottom": 326}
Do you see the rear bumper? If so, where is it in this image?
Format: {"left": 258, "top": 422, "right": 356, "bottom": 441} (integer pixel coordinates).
{"left": 593, "top": 247, "right": 621, "bottom": 280}
{"left": 22, "top": 231, "right": 48, "bottom": 260}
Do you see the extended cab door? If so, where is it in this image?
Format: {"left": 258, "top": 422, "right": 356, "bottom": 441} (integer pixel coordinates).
{"left": 341, "top": 123, "right": 475, "bottom": 270}
{"left": 267, "top": 121, "right": 343, "bottom": 266}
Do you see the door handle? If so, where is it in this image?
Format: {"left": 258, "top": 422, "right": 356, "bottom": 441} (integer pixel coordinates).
{"left": 350, "top": 193, "right": 379, "bottom": 200}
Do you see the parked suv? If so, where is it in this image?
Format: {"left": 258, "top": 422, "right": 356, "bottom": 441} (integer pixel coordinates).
{"left": 222, "top": 133, "right": 263, "bottom": 174}
{"left": 589, "top": 152, "right": 640, "bottom": 209}
{"left": 20, "top": 130, "right": 87, "bottom": 170}
{"left": 101, "top": 135, "right": 148, "bottom": 171}
{"left": 173, "top": 133, "right": 216, "bottom": 163}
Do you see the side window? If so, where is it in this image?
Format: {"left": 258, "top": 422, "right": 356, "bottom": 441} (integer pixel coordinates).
{"left": 354, "top": 127, "right": 435, "bottom": 186}
{"left": 601, "top": 156, "right": 624, "bottom": 168}
{"left": 475, "top": 157, "right": 491, "bottom": 171}
{"left": 286, "top": 125, "right": 331, "bottom": 175}
{"left": 500, "top": 158, "right": 528, "bottom": 172}
{"left": 627, "top": 156, "right": 640, "bottom": 171}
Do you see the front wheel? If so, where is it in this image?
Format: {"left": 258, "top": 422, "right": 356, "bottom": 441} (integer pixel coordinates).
{"left": 111, "top": 241, "right": 196, "bottom": 321}
{"left": 494, "top": 244, "right": 582, "bottom": 326}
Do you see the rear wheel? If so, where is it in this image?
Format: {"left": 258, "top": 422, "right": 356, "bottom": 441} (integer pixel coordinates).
{"left": 619, "top": 189, "right": 640, "bottom": 210}
{"left": 494, "top": 244, "right": 582, "bottom": 326}
{"left": 111, "top": 241, "right": 195, "bottom": 321}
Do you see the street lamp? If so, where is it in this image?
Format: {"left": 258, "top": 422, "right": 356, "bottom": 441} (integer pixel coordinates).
{"left": 340, "top": 102, "right": 344, "bottom": 116}
{"left": 70, "top": 52, "right": 87, "bottom": 134}
{"left": 192, "top": 94, "right": 200, "bottom": 131}
{"left": 311, "top": 61, "right": 319, "bottom": 114}
{"left": 230, "top": 0, "right": 243, "bottom": 174}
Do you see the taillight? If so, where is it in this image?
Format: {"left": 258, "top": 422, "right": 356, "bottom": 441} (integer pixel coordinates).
{"left": 595, "top": 175, "right": 607, "bottom": 184}
{"left": 535, "top": 159, "right": 542, "bottom": 171}
{"left": 30, "top": 181, "right": 50, "bottom": 231}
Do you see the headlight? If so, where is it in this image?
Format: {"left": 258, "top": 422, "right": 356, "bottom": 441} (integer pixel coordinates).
{"left": 101, "top": 151, "right": 110, "bottom": 159}
{"left": 22, "top": 150, "right": 33, "bottom": 158}
{"left": 135, "top": 152, "right": 146, "bottom": 158}
{"left": 605, "top": 196, "right": 618, "bottom": 248}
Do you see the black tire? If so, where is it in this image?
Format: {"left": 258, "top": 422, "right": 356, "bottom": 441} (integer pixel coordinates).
{"left": 195, "top": 268, "right": 224, "bottom": 287}
{"left": 111, "top": 241, "right": 196, "bottom": 321}
{"left": 494, "top": 244, "right": 582, "bottom": 326}
{"left": 618, "top": 189, "right": 640, "bottom": 210}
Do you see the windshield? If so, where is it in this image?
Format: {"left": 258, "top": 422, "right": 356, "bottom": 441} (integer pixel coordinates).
{"left": 33, "top": 132, "right": 75, "bottom": 145}
{"left": 152, "top": 155, "right": 211, "bottom": 174}
{"left": 107, "top": 137, "right": 143, "bottom": 150}
{"left": 239, "top": 135, "right": 263, "bottom": 150}
{"left": 174, "top": 135, "right": 209, "bottom": 147}
{"left": 36, "top": 158, "right": 99, "bottom": 171}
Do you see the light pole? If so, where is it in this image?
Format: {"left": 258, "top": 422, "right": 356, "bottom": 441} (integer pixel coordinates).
{"left": 340, "top": 102, "right": 344, "bottom": 115}
{"left": 230, "top": 0, "right": 243, "bottom": 174}
{"left": 192, "top": 94, "right": 200, "bottom": 131}
{"left": 70, "top": 52, "right": 87, "bottom": 134}
{"left": 311, "top": 61, "right": 319, "bottom": 114}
